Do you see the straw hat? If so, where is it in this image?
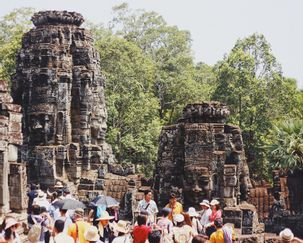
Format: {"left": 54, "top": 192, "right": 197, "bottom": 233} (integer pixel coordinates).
{"left": 173, "top": 214, "right": 184, "bottom": 223}
{"left": 210, "top": 199, "right": 220, "bottom": 206}
{"left": 37, "top": 190, "right": 45, "bottom": 198}
{"left": 114, "top": 220, "right": 130, "bottom": 234}
{"left": 200, "top": 199, "right": 210, "bottom": 207}
{"left": 5, "top": 217, "right": 20, "bottom": 230}
{"left": 279, "top": 228, "right": 294, "bottom": 241}
{"left": 96, "top": 210, "right": 115, "bottom": 221}
{"left": 54, "top": 181, "right": 64, "bottom": 189}
{"left": 187, "top": 207, "right": 199, "bottom": 217}
{"left": 84, "top": 226, "right": 99, "bottom": 241}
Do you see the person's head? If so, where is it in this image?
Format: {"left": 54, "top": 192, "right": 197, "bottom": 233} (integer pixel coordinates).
{"left": 214, "top": 218, "right": 223, "bottom": 229}
{"left": 84, "top": 226, "right": 100, "bottom": 243}
{"left": 210, "top": 199, "right": 220, "bottom": 210}
{"left": 40, "top": 206, "right": 47, "bottom": 214}
{"left": 4, "top": 217, "right": 20, "bottom": 240}
{"left": 63, "top": 188, "right": 70, "bottom": 196}
{"left": 137, "top": 214, "right": 147, "bottom": 226}
{"left": 30, "top": 184, "right": 38, "bottom": 191}
{"left": 169, "top": 193, "right": 177, "bottom": 205}
{"left": 148, "top": 230, "right": 161, "bottom": 243}
{"left": 114, "top": 220, "right": 130, "bottom": 236}
{"left": 162, "top": 208, "right": 172, "bottom": 218}
{"left": 173, "top": 214, "right": 185, "bottom": 227}
{"left": 96, "top": 211, "right": 114, "bottom": 227}
{"left": 53, "top": 219, "right": 65, "bottom": 234}
{"left": 279, "top": 228, "right": 294, "bottom": 243}
{"left": 199, "top": 200, "right": 210, "bottom": 210}
{"left": 192, "top": 235, "right": 208, "bottom": 243}
{"left": 73, "top": 208, "right": 84, "bottom": 220}
{"left": 144, "top": 190, "right": 152, "bottom": 202}
{"left": 60, "top": 209, "right": 68, "bottom": 216}
{"left": 32, "top": 205, "right": 41, "bottom": 215}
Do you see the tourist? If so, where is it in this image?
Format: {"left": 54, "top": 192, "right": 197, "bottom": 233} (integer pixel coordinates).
{"left": 199, "top": 200, "right": 211, "bottom": 234}
{"left": 209, "top": 218, "right": 235, "bottom": 243}
{"left": 192, "top": 235, "right": 208, "bottom": 243}
{"left": 50, "top": 219, "right": 74, "bottom": 243}
{"left": 68, "top": 208, "right": 91, "bottom": 243}
{"left": 279, "top": 228, "right": 303, "bottom": 243}
{"left": 27, "top": 184, "right": 39, "bottom": 214}
{"left": 96, "top": 210, "right": 115, "bottom": 243}
{"left": 40, "top": 206, "right": 52, "bottom": 243}
{"left": 84, "top": 226, "right": 102, "bottom": 243}
{"left": 148, "top": 230, "right": 162, "bottom": 243}
{"left": 111, "top": 220, "right": 131, "bottom": 243}
{"left": 187, "top": 207, "right": 202, "bottom": 234}
{"left": 165, "top": 193, "right": 183, "bottom": 221}
{"left": 27, "top": 222, "right": 41, "bottom": 243}
{"left": 28, "top": 205, "right": 50, "bottom": 243}
{"left": 156, "top": 208, "right": 173, "bottom": 243}
{"left": 0, "top": 217, "right": 21, "bottom": 243}
{"left": 33, "top": 190, "right": 50, "bottom": 211}
{"left": 172, "top": 214, "right": 196, "bottom": 243}
{"left": 56, "top": 208, "right": 73, "bottom": 233}
{"left": 63, "top": 188, "right": 74, "bottom": 199}
{"left": 133, "top": 214, "right": 152, "bottom": 243}
{"left": 205, "top": 199, "right": 222, "bottom": 238}
{"left": 137, "top": 189, "right": 158, "bottom": 224}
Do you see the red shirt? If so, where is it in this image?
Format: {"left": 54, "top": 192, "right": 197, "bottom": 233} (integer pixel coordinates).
{"left": 133, "top": 225, "right": 152, "bottom": 243}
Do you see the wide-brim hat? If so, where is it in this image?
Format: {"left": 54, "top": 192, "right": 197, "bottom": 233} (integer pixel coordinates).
{"left": 210, "top": 199, "right": 220, "bottom": 206}
{"left": 173, "top": 214, "right": 184, "bottom": 223}
{"left": 54, "top": 181, "right": 64, "bottom": 188}
{"left": 5, "top": 217, "right": 20, "bottom": 230}
{"left": 279, "top": 228, "right": 294, "bottom": 241}
{"left": 74, "top": 208, "right": 84, "bottom": 217}
{"left": 38, "top": 190, "right": 45, "bottom": 198}
{"left": 96, "top": 210, "right": 115, "bottom": 221}
{"left": 113, "top": 220, "right": 130, "bottom": 234}
{"left": 187, "top": 207, "right": 199, "bottom": 217}
{"left": 200, "top": 199, "right": 210, "bottom": 207}
{"left": 84, "top": 226, "right": 99, "bottom": 241}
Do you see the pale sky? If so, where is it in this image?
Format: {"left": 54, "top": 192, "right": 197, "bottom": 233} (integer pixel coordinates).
{"left": 1, "top": 0, "right": 302, "bottom": 89}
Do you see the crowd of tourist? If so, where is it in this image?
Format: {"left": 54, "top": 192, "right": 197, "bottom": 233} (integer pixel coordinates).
{"left": 0, "top": 186, "right": 302, "bottom": 243}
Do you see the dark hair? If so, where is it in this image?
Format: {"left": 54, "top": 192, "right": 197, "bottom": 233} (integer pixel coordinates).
{"left": 214, "top": 219, "right": 223, "bottom": 228}
{"left": 144, "top": 190, "right": 152, "bottom": 196}
{"left": 4, "top": 228, "right": 16, "bottom": 240}
{"left": 54, "top": 219, "right": 65, "bottom": 233}
{"left": 215, "top": 204, "right": 221, "bottom": 210}
{"left": 192, "top": 235, "right": 207, "bottom": 243}
{"left": 162, "top": 208, "right": 171, "bottom": 218}
{"left": 60, "top": 209, "right": 68, "bottom": 214}
{"left": 137, "top": 215, "right": 147, "bottom": 226}
{"left": 32, "top": 205, "right": 41, "bottom": 215}
{"left": 148, "top": 230, "right": 161, "bottom": 243}
{"left": 40, "top": 206, "right": 47, "bottom": 213}
{"left": 30, "top": 184, "right": 38, "bottom": 190}
{"left": 170, "top": 193, "right": 176, "bottom": 199}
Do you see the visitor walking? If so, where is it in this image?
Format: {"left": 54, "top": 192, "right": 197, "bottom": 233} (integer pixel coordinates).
{"left": 156, "top": 208, "right": 173, "bottom": 243}
{"left": 96, "top": 210, "right": 115, "bottom": 243}
{"left": 137, "top": 190, "right": 158, "bottom": 225}
{"left": 111, "top": 220, "right": 131, "bottom": 243}
{"left": 199, "top": 200, "right": 211, "bottom": 235}
{"left": 84, "top": 226, "right": 102, "bottom": 243}
{"left": 133, "top": 214, "right": 152, "bottom": 243}
{"left": 187, "top": 207, "right": 202, "bottom": 234}
{"left": 209, "top": 218, "right": 235, "bottom": 243}
{"left": 205, "top": 199, "right": 222, "bottom": 238}
{"left": 0, "top": 217, "right": 21, "bottom": 243}
{"left": 172, "top": 214, "right": 196, "bottom": 243}
{"left": 165, "top": 193, "right": 183, "bottom": 221}
{"left": 68, "top": 208, "right": 91, "bottom": 243}
{"left": 50, "top": 219, "right": 74, "bottom": 243}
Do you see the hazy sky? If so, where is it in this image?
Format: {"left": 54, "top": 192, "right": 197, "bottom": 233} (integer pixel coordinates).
{"left": 1, "top": 0, "right": 302, "bottom": 88}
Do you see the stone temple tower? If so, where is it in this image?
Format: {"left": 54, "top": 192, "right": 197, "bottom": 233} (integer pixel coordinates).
{"left": 12, "top": 11, "right": 115, "bottom": 189}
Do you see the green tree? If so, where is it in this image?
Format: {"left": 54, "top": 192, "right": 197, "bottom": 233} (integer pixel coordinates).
{"left": 269, "top": 119, "right": 303, "bottom": 169}
{"left": 212, "top": 33, "right": 298, "bottom": 178}
{"left": 95, "top": 35, "right": 161, "bottom": 175}
{"left": 0, "top": 8, "right": 33, "bottom": 82}
{"left": 109, "top": 3, "right": 203, "bottom": 123}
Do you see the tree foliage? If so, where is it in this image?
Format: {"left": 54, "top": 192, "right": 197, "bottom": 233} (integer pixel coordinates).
{"left": 0, "top": 8, "right": 33, "bottom": 81}
{"left": 269, "top": 119, "right": 303, "bottom": 170}
{"left": 212, "top": 33, "right": 299, "bottom": 178}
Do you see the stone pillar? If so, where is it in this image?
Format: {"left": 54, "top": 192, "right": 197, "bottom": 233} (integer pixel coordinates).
{"left": 0, "top": 150, "right": 10, "bottom": 214}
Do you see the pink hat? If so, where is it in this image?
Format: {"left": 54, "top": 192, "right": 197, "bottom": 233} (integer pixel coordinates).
{"left": 5, "top": 217, "right": 20, "bottom": 230}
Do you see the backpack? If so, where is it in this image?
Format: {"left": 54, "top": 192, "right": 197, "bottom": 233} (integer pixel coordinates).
{"left": 28, "top": 217, "right": 42, "bottom": 242}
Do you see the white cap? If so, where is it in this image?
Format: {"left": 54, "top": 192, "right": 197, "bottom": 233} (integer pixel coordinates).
{"left": 210, "top": 199, "right": 220, "bottom": 206}
{"left": 173, "top": 214, "right": 184, "bottom": 223}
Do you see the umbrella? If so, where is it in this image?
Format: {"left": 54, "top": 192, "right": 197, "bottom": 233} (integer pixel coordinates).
{"left": 90, "top": 195, "right": 119, "bottom": 208}
{"left": 52, "top": 199, "right": 86, "bottom": 210}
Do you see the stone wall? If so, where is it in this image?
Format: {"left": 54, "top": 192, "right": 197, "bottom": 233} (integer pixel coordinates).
{"left": 11, "top": 11, "right": 134, "bottom": 202}
{"left": 0, "top": 80, "right": 26, "bottom": 213}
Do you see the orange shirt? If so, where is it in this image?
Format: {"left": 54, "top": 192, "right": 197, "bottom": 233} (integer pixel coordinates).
{"left": 68, "top": 220, "right": 91, "bottom": 243}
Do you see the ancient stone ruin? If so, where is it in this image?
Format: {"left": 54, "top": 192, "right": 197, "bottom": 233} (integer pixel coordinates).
{"left": 153, "top": 102, "right": 260, "bottom": 234}
{"left": 0, "top": 80, "right": 27, "bottom": 213}
{"left": 11, "top": 10, "right": 137, "bottom": 202}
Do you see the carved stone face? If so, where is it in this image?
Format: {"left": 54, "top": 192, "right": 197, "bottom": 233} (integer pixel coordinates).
{"left": 183, "top": 165, "right": 210, "bottom": 206}
{"left": 91, "top": 106, "right": 108, "bottom": 144}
